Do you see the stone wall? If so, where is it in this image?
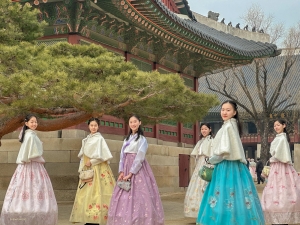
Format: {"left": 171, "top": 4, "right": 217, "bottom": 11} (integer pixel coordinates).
{"left": 294, "top": 144, "right": 300, "bottom": 172}
{"left": 0, "top": 130, "right": 194, "bottom": 202}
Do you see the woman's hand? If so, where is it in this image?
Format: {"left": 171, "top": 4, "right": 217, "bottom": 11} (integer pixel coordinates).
{"left": 85, "top": 159, "right": 91, "bottom": 167}
{"left": 118, "top": 172, "right": 124, "bottom": 181}
{"left": 123, "top": 173, "right": 132, "bottom": 181}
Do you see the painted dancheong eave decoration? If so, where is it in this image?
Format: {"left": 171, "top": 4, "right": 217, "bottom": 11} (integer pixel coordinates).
{"left": 20, "top": 0, "right": 280, "bottom": 76}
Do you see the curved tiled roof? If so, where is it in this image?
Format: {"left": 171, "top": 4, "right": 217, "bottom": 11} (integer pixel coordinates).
{"left": 184, "top": 20, "right": 279, "bottom": 57}
{"left": 152, "top": 0, "right": 280, "bottom": 58}
{"left": 15, "top": 0, "right": 282, "bottom": 76}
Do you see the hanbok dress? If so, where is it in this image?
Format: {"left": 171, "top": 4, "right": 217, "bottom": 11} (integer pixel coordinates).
{"left": 261, "top": 132, "right": 300, "bottom": 224}
{"left": 107, "top": 134, "right": 164, "bottom": 225}
{"left": 196, "top": 118, "right": 264, "bottom": 225}
{"left": 249, "top": 160, "right": 257, "bottom": 181}
{"left": 0, "top": 129, "right": 58, "bottom": 225}
{"left": 184, "top": 135, "right": 213, "bottom": 218}
{"left": 69, "top": 132, "right": 115, "bottom": 224}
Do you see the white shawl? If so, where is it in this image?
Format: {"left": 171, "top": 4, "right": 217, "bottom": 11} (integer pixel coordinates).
{"left": 16, "top": 129, "right": 43, "bottom": 164}
{"left": 212, "top": 118, "right": 246, "bottom": 164}
{"left": 78, "top": 132, "right": 112, "bottom": 171}
{"left": 270, "top": 133, "right": 292, "bottom": 164}
{"left": 190, "top": 135, "right": 213, "bottom": 157}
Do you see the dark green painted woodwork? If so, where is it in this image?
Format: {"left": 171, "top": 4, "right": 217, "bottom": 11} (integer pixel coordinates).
{"left": 24, "top": 0, "right": 263, "bottom": 77}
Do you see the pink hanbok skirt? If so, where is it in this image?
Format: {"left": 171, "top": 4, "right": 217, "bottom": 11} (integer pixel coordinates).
{"left": 249, "top": 166, "right": 257, "bottom": 181}
{"left": 261, "top": 162, "right": 300, "bottom": 224}
{"left": 0, "top": 162, "right": 58, "bottom": 225}
{"left": 107, "top": 153, "right": 164, "bottom": 225}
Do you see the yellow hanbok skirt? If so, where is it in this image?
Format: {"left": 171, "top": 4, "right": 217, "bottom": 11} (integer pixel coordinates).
{"left": 70, "top": 162, "right": 115, "bottom": 224}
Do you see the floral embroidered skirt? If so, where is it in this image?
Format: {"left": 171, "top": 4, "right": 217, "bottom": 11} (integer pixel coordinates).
{"left": 0, "top": 162, "right": 58, "bottom": 225}
{"left": 196, "top": 160, "right": 264, "bottom": 225}
{"left": 261, "top": 162, "right": 300, "bottom": 224}
{"left": 69, "top": 161, "right": 115, "bottom": 224}
{"left": 107, "top": 153, "right": 164, "bottom": 225}
{"left": 184, "top": 155, "right": 208, "bottom": 218}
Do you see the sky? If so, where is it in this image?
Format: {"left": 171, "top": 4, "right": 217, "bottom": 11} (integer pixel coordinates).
{"left": 188, "top": 0, "right": 299, "bottom": 30}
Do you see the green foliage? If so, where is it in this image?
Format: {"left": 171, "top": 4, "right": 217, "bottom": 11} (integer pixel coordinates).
{"left": 0, "top": 0, "right": 47, "bottom": 45}
{"left": 0, "top": 0, "right": 218, "bottom": 132}
{"left": 0, "top": 42, "right": 219, "bottom": 126}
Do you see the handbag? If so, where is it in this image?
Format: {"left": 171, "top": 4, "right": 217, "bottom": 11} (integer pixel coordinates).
{"left": 78, "top": 155, "right": 94, "bottom": 188}
{"left": 79, "top": 167, "right": 94, "bottom": 182}
{"left": 198, "top": 158, "right": 214, "bottom": 182}
{"left": 117, "top": 180, "right": 131, "bottom": 191}
{"left": 262, "top": 160, "right": 270, "bottom": 177}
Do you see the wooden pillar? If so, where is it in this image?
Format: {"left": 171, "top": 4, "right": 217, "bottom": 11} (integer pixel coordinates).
{"left": 178, "top": 122, "right": 183, "bottom": 145}
{"left": 194, "top": 122, "right": 199, "bottom": 144}
{"left": 193, "top": 77, "right": 199, "bottom": 144}
{"left": 153, "top": 62, "right": 157, "bottom": 71}
{"left": 152, "top": 62, "right": 158, "bottom": 139}
{"left": 154, "top": 124, "right": 160, "bottom": 140}
{"left": 124, "top": 51, "right": 129, "bottom": 62}
{"left": 194, "top": 77, "right": 198, "bottom": 92}
{"left": 124, "top": 123, "right": 129, "bottom": 137}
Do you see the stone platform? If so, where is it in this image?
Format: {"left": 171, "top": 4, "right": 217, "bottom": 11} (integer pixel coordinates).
{"left": 0, "top": 130, "right": 195, "bottom": 202}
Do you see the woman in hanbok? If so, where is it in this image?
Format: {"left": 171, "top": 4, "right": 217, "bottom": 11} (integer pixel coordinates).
{"left": 249, "top": 159, "right": 257, "bottom": 181}
{"left": 70, "top": 117, "right": 115, "bottom": 225}
{"left": 196, "top": 100, "right": 264, "bottom": 225}
{"left": 107, "top": 115, "right": 164, "bottom": 225}
{"left": 184, "top": 123, "right": 214, "bottom": 218}
{"left": 0, "top": 115, "right": 58, "bottom": 225}
{"left": 261, "top": 119, "right": 300, "bottom": 225}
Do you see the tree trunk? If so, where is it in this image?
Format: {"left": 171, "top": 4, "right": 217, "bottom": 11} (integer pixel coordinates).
{"left": 0, "top": 112, "right": 93, "bottom": 140}
{"left": 258, "top": 119, "right": 270, "bottom": 165}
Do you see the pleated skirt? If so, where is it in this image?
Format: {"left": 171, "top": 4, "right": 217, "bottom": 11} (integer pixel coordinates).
{"left": 69, "top": 162, "right": 115, "bottom": 224}
{"left": 196, "top": 160, "right": 264, "bottom": 225}
{"left": 0, "top": 162, "right": 58, "bottom": 225}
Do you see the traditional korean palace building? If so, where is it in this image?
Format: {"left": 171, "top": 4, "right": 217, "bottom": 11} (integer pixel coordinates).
{"left": 18, "top": 0, "right": 280, "bottom": 146}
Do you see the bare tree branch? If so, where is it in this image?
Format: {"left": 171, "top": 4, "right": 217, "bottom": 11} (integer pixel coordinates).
{"left": 268, "top": 59, "right": 295, "bottom": 111}
{"left": 232, "top": 67, "right": 258, "bottom": 118}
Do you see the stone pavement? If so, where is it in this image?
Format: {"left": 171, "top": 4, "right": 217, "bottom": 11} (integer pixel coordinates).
{"left": 56, "top": 183, "right": 266, "bottom": 225}
{"left": 57, "top": 193, "right": 196, "bottom": 225}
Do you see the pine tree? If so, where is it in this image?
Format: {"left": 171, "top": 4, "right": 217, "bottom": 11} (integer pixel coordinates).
{"left": 0, "top": 0, "right": 218, "bottom": 140}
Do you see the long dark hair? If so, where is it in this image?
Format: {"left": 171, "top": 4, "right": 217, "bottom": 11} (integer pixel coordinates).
{"left": 221, "top": 100, "right": 243, "bottom": 137}
{"left": 199, "top": 123, "right": 213, "bottom": 140}
{"left": 88, "top": 117, "right": 100, "bottom": 126}
{"left": 19, "top": 114, "right": 37, "bottom": 143}
{"left": 275, "top": 119, "right": 290, "bottom": 142}
{"left": 125, "top": 114, "right": 144, "bottom": 141}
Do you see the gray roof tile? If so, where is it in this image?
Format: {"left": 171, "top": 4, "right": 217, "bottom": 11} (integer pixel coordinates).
{"left": 152, "top": 0, "right": 278, "bottom": 58}
{"left": 198, "top": 54, "right": 300, "bottom": 114}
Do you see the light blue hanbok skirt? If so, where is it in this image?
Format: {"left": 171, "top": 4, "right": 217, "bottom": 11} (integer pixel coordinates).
{"left": 196, "top": 160, "right": 264, "bottom": 225}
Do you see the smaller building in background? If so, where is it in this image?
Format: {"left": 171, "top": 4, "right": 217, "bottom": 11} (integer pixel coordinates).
{"left": 198, "top": 52, "right": 300, "bottom": 160}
